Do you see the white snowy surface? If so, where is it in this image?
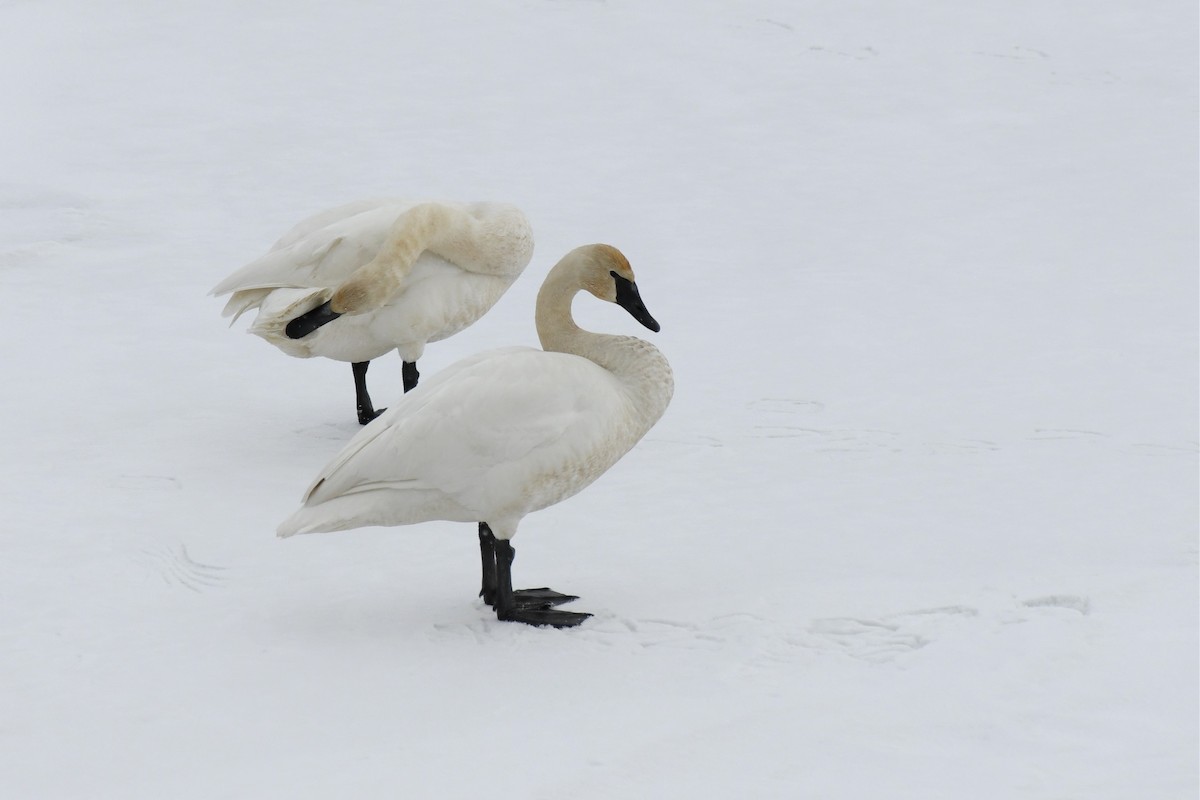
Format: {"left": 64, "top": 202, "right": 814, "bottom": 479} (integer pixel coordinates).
{"left": 1, "top": 1, "right": 1196, "bottom": 797}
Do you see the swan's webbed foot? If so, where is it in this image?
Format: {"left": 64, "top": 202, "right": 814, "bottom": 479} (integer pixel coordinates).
{"left": 479, "top": 523, "right": 591, "bottom": 627}
{"left": 480, "top": 586, "right": 579, "bottom": 610}
{"left": 357, "top": 406, "right": 386, "bottom": 425}
{"left": 496, "top": 605, "right": 592, "bottom": 628}
{"left": 514, "top": 588, "right": 580, "bottom": 608}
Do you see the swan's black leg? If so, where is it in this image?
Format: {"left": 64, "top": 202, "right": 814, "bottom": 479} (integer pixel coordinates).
{"left": 478, "top": 523, "right": 499, "bottom": 606}
{"left": 402, "top": 360, "right": 419, "bottom": 393}
{"left": 352, "top": 361, "right": 385, "bottom": 425}
{"left": 492, "top": 536, "right": 591, "bottom": 628}
{"left": 478, "top": 523, "right": 578, "bottom": 611}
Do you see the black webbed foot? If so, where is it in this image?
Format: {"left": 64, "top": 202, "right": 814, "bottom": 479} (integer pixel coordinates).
{"left": 513, "top": 588, "right": 579, "bottom": 609}
{"left": 480, "top": 586, "right": 580, "bottom": 610}
{"left": 496, "top": 606, "right": 592, "bottom": 628}
{"left": 486, "top": 533, "right": 590, "bottom": 628}
{"left": 357, "top": 407, "right": 386, "bottom": 425}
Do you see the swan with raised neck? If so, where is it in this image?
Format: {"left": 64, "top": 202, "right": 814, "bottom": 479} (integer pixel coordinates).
{"left": 535, "top": 244, "right": 671, "bottom": 423}
{"left": 276, "top": 243, "right": 673, "bottom": 628}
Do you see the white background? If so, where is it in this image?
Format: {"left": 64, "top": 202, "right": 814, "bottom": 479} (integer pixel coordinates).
{"left": 1, "top": 1, "right": 1196, "bottom": 797}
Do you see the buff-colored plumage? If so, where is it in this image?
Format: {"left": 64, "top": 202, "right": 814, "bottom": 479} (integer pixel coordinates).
{"left": 210, "top": 199, "right": 534, "bottom": 364}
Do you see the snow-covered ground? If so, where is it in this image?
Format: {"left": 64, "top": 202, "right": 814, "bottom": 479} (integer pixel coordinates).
{"left": 2, "top": 1, "right": 1196, "bottom": 797}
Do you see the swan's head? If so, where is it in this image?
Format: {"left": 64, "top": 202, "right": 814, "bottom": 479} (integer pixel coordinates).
{"left": 577, "top": 244, "right": 660, "bottom": 332}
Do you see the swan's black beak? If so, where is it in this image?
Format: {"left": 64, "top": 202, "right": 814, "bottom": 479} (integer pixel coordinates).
{"left": 611, "top": 271, "right": 660, "bottom": 332}
{"left": 286, "top": 300, "right": 343, "bottom": 339}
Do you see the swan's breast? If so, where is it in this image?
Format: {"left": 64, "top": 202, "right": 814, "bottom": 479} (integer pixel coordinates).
{"left": 497, "top": 377, "right": 648, "bottom": 516}
{"left": 520, "top": 412, "right": 644, "bottom": 514}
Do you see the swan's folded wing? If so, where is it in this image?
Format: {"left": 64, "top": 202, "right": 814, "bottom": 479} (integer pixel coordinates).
{"left": 210, "top": 203, "right": 410, "bottom": 296}
{"left": 296, "top": 347, "right": 518, "bottom": 505}
{"left": 268, "top": 198, "right": 399, "bottom": 252}
{"left": 210, "top": 234, "right": 368, "bottom": 295}
{"left": 300, "top": 348, "right": 620, "bottom": 511}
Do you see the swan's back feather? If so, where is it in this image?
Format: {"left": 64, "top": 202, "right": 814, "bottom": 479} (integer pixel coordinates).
{"left": 210, "top": 203, "right": 404, "bottom": 296}
{"left": 268, "top": 197, "right": 397, "bottom": 252}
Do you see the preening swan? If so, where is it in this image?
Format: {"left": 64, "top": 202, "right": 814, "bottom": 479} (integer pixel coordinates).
{"left": 211, "top": 199, "right": 534, "bottom": 423}
{"left": 277, "top": 244, "right": 674, "bottom": 628}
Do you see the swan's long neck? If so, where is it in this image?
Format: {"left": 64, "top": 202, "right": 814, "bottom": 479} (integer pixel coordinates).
{"left": 536, "top": 262, "right": 585, "bottom": 353}
{"left": 535, "top": 258, "right": 616, "bottom": 363}
{"left": 536, "top": 259, "right": 674, "bottom": 427}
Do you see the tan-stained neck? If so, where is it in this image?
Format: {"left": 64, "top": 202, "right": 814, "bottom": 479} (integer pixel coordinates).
{"left": 332, "top": 202, "right": 531, "bottom": 314}
{"left": 536, "top": 245, "right": 673, "bottom": 428}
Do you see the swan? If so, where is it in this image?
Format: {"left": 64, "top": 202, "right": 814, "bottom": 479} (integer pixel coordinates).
{"left": 210, "top": 199, "right": 534, "bottom": 424}
{"left": 277, "top": 243, "right": 674, "bottom": 628}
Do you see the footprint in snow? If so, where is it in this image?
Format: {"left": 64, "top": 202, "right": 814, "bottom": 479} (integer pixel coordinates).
{"left": 137, "top": 543, "right": 228, "bottom": 593}
{"left": 427, "top": 595, "right": 1092, "bottom": 668}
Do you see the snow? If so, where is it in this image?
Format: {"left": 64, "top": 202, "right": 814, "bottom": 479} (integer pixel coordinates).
{"left": 1, "top": 1, "right": 1196, "bottom": 797}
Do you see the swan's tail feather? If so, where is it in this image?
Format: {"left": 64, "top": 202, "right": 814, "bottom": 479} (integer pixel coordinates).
{"left": 277, "top": 488, "right": 474, "bottom": 539}
{"left": 243, "top": 287, "right": 332, "bottom": 357}
{"left": 220, "top": 289, "right": 271, "bottom": 325}
{"left": 276, "top": 491, "right": 412, "bottom": 538}
{"left": 277, "top": 498, "right": 364, "bottom": 538}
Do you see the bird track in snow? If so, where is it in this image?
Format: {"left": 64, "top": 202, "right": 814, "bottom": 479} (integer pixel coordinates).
{"left": 747, "top": 399, "right": 1196, "bottom": 458}
{"left": 1022, "top": 595, "right": 1090, "bottom": 615}
{"left": 427, "top": 596, "right": 1091, "bottom": 667}
{"left": 970, "top": 48, "right": 1119, "bottom": 85}
{"left": 138, "top": 543, "right": 228, "bottom": 592}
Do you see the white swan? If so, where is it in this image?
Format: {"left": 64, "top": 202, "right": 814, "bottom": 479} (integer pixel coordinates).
{"left": 210, "top": 199, "right": 534, "bottom": 423}
{"left": 277, "top": 243, "right": 674, "bottom": 627}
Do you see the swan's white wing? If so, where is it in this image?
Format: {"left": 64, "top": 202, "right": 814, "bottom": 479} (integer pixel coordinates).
{"left": 302, "top": 347, "right": 622, "bottom": 516}
{"left": 294, "top": 347, "right": 522, "bottom": 501}
{"left": 212, "top": 200, "right": 532, "bottom": 299}
{"left": 210, "top": 203, "right": 411, "bottom": 296}
{"left": 268, "top": 197, "right": 399, "bottom": 252}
